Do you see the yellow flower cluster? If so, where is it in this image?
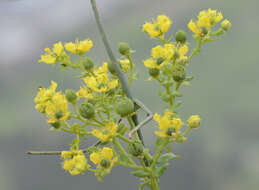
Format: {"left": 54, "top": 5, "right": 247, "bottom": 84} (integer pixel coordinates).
{"left": 144, "top": 43, "right": 188, "bottom": 69}
{"left": 34, "top": 81, "right": 69, "bottom": 125}
{"left": 142, "top": 14, "right": 172, "bottom": 38}
{"left": 39, "top": 42, "right": 65, "bottom": 64}
{"left": 153, "top": 112, "right": 183, "bottom": 138}
{"left": 83, "top": 62, "right": 118, "bottom": 93}
{"left": 61, "top": 150, "right": 88, "bottom": 176}
{"left": 90, "top": 147, "right": 118, "bottom": 169}
{"left": 92, "top": 122, "right": 118, "bottom": 142}
{"left": 65, "top": 39, "right": 93, "bottom": 55}
{"left": 188, "top": 8, "right": 223, "bottom": 36}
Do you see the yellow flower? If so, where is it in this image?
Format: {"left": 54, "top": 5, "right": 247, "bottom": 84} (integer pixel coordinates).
{"left": 76, "top": 87, "right": 94, "bottom": 99}
{"left": 187, "top": 115, "right": 201, "bottom": 128}
{"left": 53, "top": 42, "right": 64, "bottom": 56}
{"left": 45, "top": 92, "right": 70, "bottom": 124}
{"left": 90, "top": 147, "right": 118, "bottom": 169}
{"left": 144, "top": 43, "right": 175, "bottom": 69}
{"left": 174, "top": 44, "right": 189, "bottom": 60}
{"left": 34, "top": 81, "right": 58, "bottom": 113}
{"left": 61, "top": 150, "right": 88, "bottom": 176}
{"left": 157, "top": 14, "right": 172, "bottom": 33}
{"left": 65, "top": 39, "right": 93, "bottom": 55}
{"left": 92, "top": 122, "right": 118, "bottom": 142}
{"left": 142, "top": 14, "right": 172, "bottom": 38}
{"left": 83, "top": 62, "right": 118, "bottom": 93}
{"left": 119, "top": 59, "right": 131, "bottom": 72}
{"left": 154, "top": 112, "right": 183, "bottom": 138}
{"left": 188, "top": 9, "right": 223, "bottom": 36}
{"left": 39, "top": 42, "right": 65, "bottom": 64}
{"left": 142, "top": 22, "right": 161, "bottom": 38}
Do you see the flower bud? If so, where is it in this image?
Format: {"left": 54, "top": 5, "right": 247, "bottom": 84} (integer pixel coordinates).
{"left": 82, "top": 57, "right": 94, "bottom": 70}
{"left": 221, "top": 19, "right": 232, "bottom": 31}
{"left": 200, "top": 27, "right": 208, "bottom": 36}
{"left": 50, "top": 121, "right": 61, "bottom": 129}
{"left": 100, "top": 159, "right": 111, "bottom": 168}
{"left": 175, "top": 30, "right": 187, "bottom": 44}
{"left": 172, "top": 65, "right": 186, "bottom": 82}
{"left": 148, "top": 68, "right": 160, "bottom": 77}
{"left": 108, "top": 61, "right": 117, "bottom": 75}
{"left": 156, "top": 57, "right": 164, "bottom": 65}
{"left": 115, "top": 98, "right": 134, "bottom": 117}
{"left": 55, "top": 111, "right": 63, "bottom": 119}
{"left": 65, "top": 89, "right": 77, "bottom": 104}
{"left": 118, "top": 42, "right": 130, "bottom": 56}
{"left": 79, "top": 103, "right": 95, "bottom": 119}
{"left": 166, "top": 127, "right": 175, "bottom": 136}
{"left": 128, "top": 141, "right": 144, "bottom": 157}
{"left": 187, "top": 115, "right": 200, "bottom": 128}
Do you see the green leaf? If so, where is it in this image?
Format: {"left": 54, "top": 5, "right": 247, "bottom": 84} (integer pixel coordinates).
{"left": 155, "top": 163, "right": 169, "bottom": 177}
{"left": 155, "top": 137, "right": 167, "bottom": 149}
{"left": 184, "top": 76, "right": 194, "bottom": 81}
{"left": 131, "top": 170, "right": 150, "bottom": 177}
{"left": 157, "top": 152, "right": 178, "bottom": 164}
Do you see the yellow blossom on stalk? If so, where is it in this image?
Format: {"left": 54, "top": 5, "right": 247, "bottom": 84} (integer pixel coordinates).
{"left": 39, "top": 42, "right": 65, "bottom": 64}
{"left": 90, "top": 147, "right": 118, "bottom": 169}
{"left": 65, "top": 39, "right": 93, "bottom": 55}
{"left": 119, "top": 59, "right": 131, "bottom": 72}
{"left": 142, "top": 14, "right": 172, "bottom": 38}
{"left": 153, "top": 112, "right": 183, "bottom": 138}
{"left": 188, "top": 9, "right": 223, "bottom": 36}
{"left": 83, "top": 62, "right": 118, "bottom": 93}
{"left": 174, "top": 44, "right": 189, "bottom": 60}
{"left": 76, "top": 87, "right": 94, "bottom": 100}
{"left": 61, "top": 150, "right": 88, "bottom": 176}
{"left": 45, "top": 92, "right": 70, "bottom": 124}
{"left": 92, "top": 122, "right": 118, "bottom": 142}
{"left": 34, "top": 81, "right": 58, "bottom": 113}
{"left": 144, "top": 43, "right": 175, "bottom": 69}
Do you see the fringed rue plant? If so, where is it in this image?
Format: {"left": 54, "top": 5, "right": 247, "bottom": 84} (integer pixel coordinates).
{"left": 28, "top": 1, "right": 231, "bottom": 190}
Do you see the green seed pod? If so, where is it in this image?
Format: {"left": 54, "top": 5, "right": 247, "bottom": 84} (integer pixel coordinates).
{"left": 148, "top": 68, "right": 160, "bottom": 77}
{"left": 107, "top": 61, "right": 117, "bottom": 75}
{"left": 65, "top": 89, "right": 77, "bottom": 104}
{"left": 128, "top": 141, "right": 144, "bottom": 157}
{"left": 100, "top": 159, "right": 111, "bottom": 168}
{"left": 201, "top": 27, "right": 208, "bottom": 35}
{"left": 82, "top": 57, "right": 94, "bottom": 70}
{"left": 156, "top": 57, "right": 164, "bottom": 65}
{"left": 221, "top": 19, "right": 232, "bottom": 31}
{"left": 172, "top": 65, "right": 186, "bottom": 82}
{"left": 79, "top": 103, "right": 95, "bottom": 119}
{"left": 118, "top": 42, "right": 130, "bottom": 56}
{"left": 55, "top": 111, "right": 63, "bottom": 119}
{"left": 175, "top": 30, "right": 187, "bottom": 44}
{"left": 166, "top": 127, "right": 175, "bottom": 136}
{"left": 115, "top": 98, "right": 134, "bottom": 117}
{"left": 50, "top": 121, "right": 61, "bottom": 129}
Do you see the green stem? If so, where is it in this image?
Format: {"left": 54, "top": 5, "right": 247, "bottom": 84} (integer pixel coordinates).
{"left": 117, "top": 134, "right": 132, "bottom": 144}
{"left": 150, "top": 177, "right": 159, "bottom": 190}
{"left": 90, "top": 0, "right": 144, "bottom": 146}
{"left": 113, "top": 138, "right": 135, "bottom": 165}
{"left": 189, "top": 38, "right": 202, "bottom": 61}
{"left": 151, "top": 139, "right": 169, "bottom": 169}
{"left": 182, "top": 126, "right": 192, "bottom": 136}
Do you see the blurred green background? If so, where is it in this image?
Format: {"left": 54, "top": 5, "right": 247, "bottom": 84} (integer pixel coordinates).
{"left": 1, "top": 0, "right": 259, "bottom": 189}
